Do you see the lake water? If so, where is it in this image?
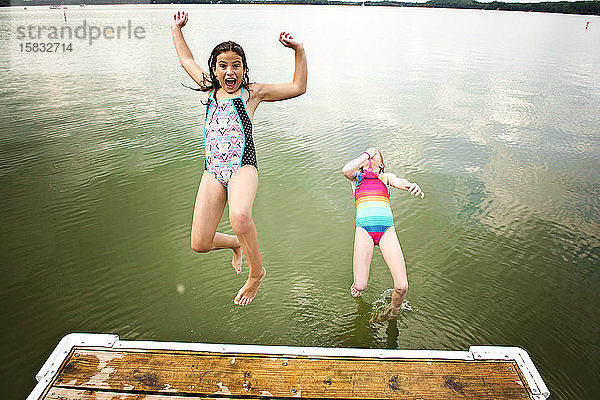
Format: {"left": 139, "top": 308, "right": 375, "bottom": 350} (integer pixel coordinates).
{"left": 1, "top": 4, "right": 599, "bottom": 398}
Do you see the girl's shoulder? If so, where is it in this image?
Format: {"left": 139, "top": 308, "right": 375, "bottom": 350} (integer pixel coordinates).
{"left": 379, "top": 172, "right": 391, "bottom": 185}
{"left": 247, "top": 82, "right": 263, "bottom": 100}
{"left": 205, "top": 88, "right": 219, "bottom": 102}
{"left": 353, "top": 171, "right": 364, "bottom": 189}
{"left": 379, "top": 173, "right": 395, "bottom": 192}
{"left": 350, "top": 176, "right": 358, "bottom": 192}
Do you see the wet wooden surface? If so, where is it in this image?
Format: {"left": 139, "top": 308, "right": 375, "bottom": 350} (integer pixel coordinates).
{"left": 44, "top": 388, "right": 233, "bottom": 400}
{"left": 39, "top": 347, "right": 534, "bottom": 399}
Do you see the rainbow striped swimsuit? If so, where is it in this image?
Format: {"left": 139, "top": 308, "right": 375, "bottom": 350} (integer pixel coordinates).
{"left": 354, "top": 165, "right": 394, "bottom": 246}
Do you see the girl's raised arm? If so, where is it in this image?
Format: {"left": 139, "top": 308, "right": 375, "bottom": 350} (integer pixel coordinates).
{"left": 253, "top": 32, "right": 307, "bottom": 102}
{"left": 385, "top": 173, "right": 425, "bottom": 198}
{"left": 342, "top": 148, "right": 376, "bottom": 180}
{"left": 171, "top": 11, "right": 211, "bottom": 88}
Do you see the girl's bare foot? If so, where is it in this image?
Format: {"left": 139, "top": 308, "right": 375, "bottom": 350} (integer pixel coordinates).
{"left": 369, "top": 305, "right": 399, "bottom": 323}
{"left": 350, "top": 283, "right": 362, "bottom": 297}
{"left": 232, "top": 245, "right": 243, "bottom": 274}
{"left": 233, "top": 267, "right": 266, "bottom": 306}
{"left": 383, "top": 304, "right": 400, "bottom": 319}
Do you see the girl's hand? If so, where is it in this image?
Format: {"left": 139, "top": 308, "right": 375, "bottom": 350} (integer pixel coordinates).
{"left": 407, "top": 182, "right": 425, "bottom": 199}
{"left": 172, "top": 10, "right": 188, "bottom": 29}
{"left": 279, "top": 32, "right": 303, "bottom": 51}
{"left": 365, "top": 147, "right": 377, "bottom": 158}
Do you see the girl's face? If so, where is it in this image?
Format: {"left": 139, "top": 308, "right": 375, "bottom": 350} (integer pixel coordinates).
{"left": 369, "top": 151, "right": 384, "bottom": 172}
{"left": 213, "top": 51, "right": 246, "bottom": 94}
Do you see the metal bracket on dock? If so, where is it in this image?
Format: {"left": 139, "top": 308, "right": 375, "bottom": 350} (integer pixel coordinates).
{"left": 470, "top": 346, "right": 550, "bottom": 399}
{"left": 27, "top": 333, "right": 118, "bottom": 400}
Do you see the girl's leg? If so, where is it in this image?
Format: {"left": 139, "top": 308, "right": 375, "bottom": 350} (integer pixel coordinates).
{"left": 378, "top": 227, "right": 409, "bottom": 317}
{"left": 227, "top": 166, "right": 265, "bottom": 306}
{"left": 351, "top": 227, "right": 375, "bottom": 297}
{"left": 191, "top": 171, "right": 243, "bottom": 273}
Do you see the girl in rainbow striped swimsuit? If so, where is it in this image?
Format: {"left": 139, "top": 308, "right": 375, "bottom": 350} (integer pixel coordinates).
{"left": 342, "top": 147, "right": 424, "bottom": 319}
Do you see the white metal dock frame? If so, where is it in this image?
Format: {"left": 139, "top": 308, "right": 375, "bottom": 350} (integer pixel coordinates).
{"left": 27, "top": 333, "right": 550, "bottom": 400}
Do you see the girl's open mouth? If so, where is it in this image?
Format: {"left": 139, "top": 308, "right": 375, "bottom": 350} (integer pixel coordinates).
{"left": 224, "top": 78, "right": 237, "bottom": 89}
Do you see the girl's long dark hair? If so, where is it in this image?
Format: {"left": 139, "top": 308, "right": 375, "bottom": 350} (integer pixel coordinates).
{"left": 182, "top": 41, "right": 250, "bottom": 103}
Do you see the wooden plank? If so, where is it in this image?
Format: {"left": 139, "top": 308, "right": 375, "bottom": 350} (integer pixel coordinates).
{"left": 47, "top": 347, "right": 533, "bottom": 399}
{"left": 44, "top": 387, "right": 245, "bottom": 399}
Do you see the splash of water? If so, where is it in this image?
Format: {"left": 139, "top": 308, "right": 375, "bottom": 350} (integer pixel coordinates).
{"left": 370, "top": 289, "right": 413, "bottom": 323}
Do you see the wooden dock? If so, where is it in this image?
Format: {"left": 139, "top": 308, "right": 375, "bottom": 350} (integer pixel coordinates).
{"left": 28, "top": 333, "right": 549, "bottom": 400}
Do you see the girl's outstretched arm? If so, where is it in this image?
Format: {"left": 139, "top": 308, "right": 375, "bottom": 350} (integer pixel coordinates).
{"left": 252, "top": 32, "right": 307, "bottom": 102}
{"left": 342, "top": 148, "right": 376, "bottom": 180}
{"left": 171, "top": 11, "right": 211, "bottom": 88}
{"left": 385, "top": 173, "right": 425, "bottom": 198}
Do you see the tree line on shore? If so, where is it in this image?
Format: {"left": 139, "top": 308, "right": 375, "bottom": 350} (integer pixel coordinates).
{"left": 5, "top": 0, "right": 600, "bottom": 16}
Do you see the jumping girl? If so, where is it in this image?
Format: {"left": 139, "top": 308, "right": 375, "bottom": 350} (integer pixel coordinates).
{"left": 171, "top": 11, "right": 307, "bottom": 306}
{"left": 342, "top": 148, "right": 424, "bottom": 319}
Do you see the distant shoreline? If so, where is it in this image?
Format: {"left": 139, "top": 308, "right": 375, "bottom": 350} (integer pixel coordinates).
{"left": 4, "top": 1, "right": 600, "bottom": 17}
